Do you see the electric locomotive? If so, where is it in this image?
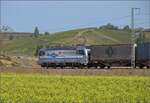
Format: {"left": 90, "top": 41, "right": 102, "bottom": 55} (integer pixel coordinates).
{"left": 38, "top": 46, "right": 88, "bottom": 68}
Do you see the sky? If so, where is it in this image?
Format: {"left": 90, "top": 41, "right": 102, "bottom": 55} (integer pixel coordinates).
{"left": 1, "top": 0, "right": 150, "bottom": 33}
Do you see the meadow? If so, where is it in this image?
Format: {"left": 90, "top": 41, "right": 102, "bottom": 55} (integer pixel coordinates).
{"left": 0, "top": 73, "right": 150, "bottom": 103}
{"left": 0, "top": 28, "right": 133, "bottom": 55}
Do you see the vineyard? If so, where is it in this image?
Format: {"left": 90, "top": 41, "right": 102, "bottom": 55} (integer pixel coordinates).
{"left": 0, "top": 73, "right": 150, "bottom": 103}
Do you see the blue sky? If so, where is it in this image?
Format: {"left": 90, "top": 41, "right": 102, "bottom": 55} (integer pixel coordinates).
{"left": 1, "top": 0, "right": 150, "bottom": 33}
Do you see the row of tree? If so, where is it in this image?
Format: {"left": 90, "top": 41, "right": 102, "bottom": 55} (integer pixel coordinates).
{"left": 99, "top": 23, "right": 145, "bottom": 32}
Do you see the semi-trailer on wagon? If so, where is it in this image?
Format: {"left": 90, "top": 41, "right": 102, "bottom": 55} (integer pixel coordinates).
{"left": 136, "top": 42, "right": 150, "bottom": 68}
{"left": 87, "top": 44, "right": 133, "bottom": 68}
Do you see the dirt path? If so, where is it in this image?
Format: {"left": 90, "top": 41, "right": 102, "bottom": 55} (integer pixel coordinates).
{"left": 91, "top": 29, "right": 120, "bottom": 43}
{"left": 71, "top": 29, "right": 92, "bottom": 44}
{"left": 70, "top": 28, "right": 120, "bottom": 44}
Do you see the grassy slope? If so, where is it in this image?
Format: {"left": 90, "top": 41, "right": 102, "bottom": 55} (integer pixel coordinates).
{"left": 0, "top": 73, "right": 150, "bottom": 103}
{"left": 144, "top": 32, "right": 150, "bottom": 42}
{"left": 0, "top": 28, "right": 145, "bottom": 55}
{"left": 0, "top": 29, "right": 80, "bottom": 55}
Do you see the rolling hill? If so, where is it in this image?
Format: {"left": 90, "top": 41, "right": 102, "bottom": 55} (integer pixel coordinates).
{"left": 0, "top": 27, "right": 149, "bottom": 55}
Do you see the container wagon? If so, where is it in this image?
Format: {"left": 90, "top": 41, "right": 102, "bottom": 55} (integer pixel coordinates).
{"left": 88, "top": 44, "right": 133, "bottom": 68}
{"left": 136, "top": 42, "right": 150, "bottom": 68}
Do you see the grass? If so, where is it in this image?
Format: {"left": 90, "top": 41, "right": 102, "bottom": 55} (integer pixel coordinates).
{"left": 0, "top": 28, "right": 132, "bottom": 55}
{"left": 0, "top": 28, "right": 149, "bottom": 55}
{"left": 0, "top": 73, "right": 150, "bottom": 103}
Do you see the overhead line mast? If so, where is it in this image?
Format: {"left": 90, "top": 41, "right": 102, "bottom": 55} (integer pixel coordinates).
{"left": 131, "top": 8, "right": 140, "bottom": 68}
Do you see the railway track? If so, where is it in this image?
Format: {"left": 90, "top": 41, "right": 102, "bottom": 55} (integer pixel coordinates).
{"left": 0, "top": 67, "right": 150, "bottom": 76}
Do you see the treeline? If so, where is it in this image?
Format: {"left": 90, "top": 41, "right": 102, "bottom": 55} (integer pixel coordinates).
{"left": 99, "top": 23, "right": 145, "bottom": 32}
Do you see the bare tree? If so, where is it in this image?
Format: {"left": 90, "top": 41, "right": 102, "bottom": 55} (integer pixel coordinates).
{"left": 0, "top": 25, "right": 14, "bottom": 32}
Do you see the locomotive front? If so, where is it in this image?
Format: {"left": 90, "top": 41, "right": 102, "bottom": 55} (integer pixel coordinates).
{"left": 38, "top": 46, "right": 88, "bottom": 68}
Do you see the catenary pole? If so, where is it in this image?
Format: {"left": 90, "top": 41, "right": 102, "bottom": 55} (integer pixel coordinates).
{"left": 131, "top": 8, "right": 140, "bottom": 68}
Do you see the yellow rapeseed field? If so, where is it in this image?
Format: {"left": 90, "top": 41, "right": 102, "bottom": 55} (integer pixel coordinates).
{"left": 0, "top": 73, "right": 150, "bottom": 103}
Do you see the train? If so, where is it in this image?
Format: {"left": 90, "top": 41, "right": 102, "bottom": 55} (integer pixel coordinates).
{"left": 38, "top": 42, "right": 150, "bottom": 69}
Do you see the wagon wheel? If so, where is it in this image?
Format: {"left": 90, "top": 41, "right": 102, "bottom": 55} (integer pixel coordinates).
{"left": 107, "top": 65, "right": 111, "bottom": 69}
{"left": 139, "top": 65, "right": 144, "bottom": 69}
{"left": 146, "top": 66, "right": 150, "bottom": 69}
{"left": 100, "top": 65, "right": 105, "bottom": 69}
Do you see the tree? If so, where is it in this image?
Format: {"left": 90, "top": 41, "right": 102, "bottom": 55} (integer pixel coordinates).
{"left": 34, "top": 27, "right": 39, "bottom": 37}
{"left": 44, "top": 32, "right": 49, "bottom": 35}
{"left": 0, "top": 25, "right": 14, "bottom": 32}
{"left": 123, "top": 25, "right": 131, "bottom": 31}
{"left": 9, "top": 35, "right": 14, "bottom": 40}
{"left": 99, "top": 23, "right": 118, "bottom": 30}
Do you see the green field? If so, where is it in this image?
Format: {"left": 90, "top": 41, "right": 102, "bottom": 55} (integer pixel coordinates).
{"left": 0, "top": 73, "right": 150, "bottom": 103}
{"left": 0, "top": 28, "right": 150, "bottom": 55}
{"left": 0, "top": 28, "right": 133, "bottom": 55}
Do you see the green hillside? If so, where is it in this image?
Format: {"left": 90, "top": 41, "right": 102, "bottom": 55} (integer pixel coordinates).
{"left": 0, "top": 27, "right": 146, "bottom": 55}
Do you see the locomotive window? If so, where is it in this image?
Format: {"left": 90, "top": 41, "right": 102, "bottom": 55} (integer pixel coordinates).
{"left": 77, "top": 50, "right": 85, "bottom": 55}
{"left": 39, "top": 51, "right": 45, "bottom": 56}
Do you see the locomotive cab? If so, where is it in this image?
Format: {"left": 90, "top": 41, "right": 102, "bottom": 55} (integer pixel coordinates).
{"left": 76, "top": 46, "right": 88, "bottom": 65}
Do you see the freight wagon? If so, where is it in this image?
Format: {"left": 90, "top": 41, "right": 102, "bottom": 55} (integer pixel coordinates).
{"left": 136, "top": 42, "right": 150, "bottom": 68}
{"left": 87, "top": 44, "right": 132, "bottom": 68}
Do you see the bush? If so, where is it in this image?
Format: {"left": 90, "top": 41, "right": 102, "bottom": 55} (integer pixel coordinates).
{"left": 100, "top": 23, "right": 118, "bottom": 30}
